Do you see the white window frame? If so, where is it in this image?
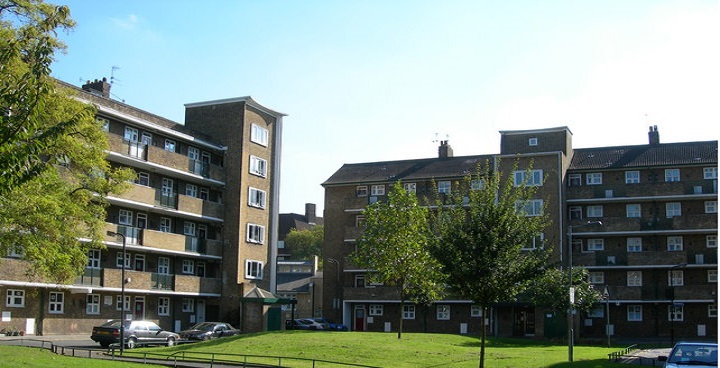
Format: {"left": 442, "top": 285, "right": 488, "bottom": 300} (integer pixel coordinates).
{"left": 185, "top": 183, "right": 198, "bottom": 198}
{"left": 627, "top": 271, "right": 642, "bottom": 286}
{"left": 188, "top": 146, "right": 200, "bottom": 161}
{"left": 436, "top": 305, "right": 450, "bottom": 320}
{"left": 705, "top": 201, "right": 717, "bottom": 214}
{"left": 123, "top": 127, "right": 139, "bottom": 142}
{"left": 667, "top": 236, "right": 683, "bottom": 251}
{"left": 248, "top": 187, "right": 267, "bottom": 209}
{"left": 470, "top": 305, "right": 483, "bottom": 317}
{"left": 118, "top": 209, "right": 133, "bottom": 226}
{"left": 49, "top": 291, "right": 64, "bottom": 314}
{"left": 403, "top": 305, "right": 416, "bottom": 320}
{"left": 251, "top": 124, "right": 269, "bottom": 146}
{"left": 182, "top": 298, "right": 194, "bottom": 313}
{"left": 584, "top": 239, "right": 604, "bottom": 252}
{"left": 586, "top": 173, "right": 602, "bottom": 185}
{"left": 158, "top": 297, "right": 170, "bottom": 316}
{"left": 403, "top": 182, "right": 417, "bottom": 193}
{"left": 625, "top": 171, "right": 640, "bottom": 184}
{"left": 249, "top": 155, "right": 268, "bottom": 177}
{"left": 569, "top": 206, "right": 582, "bottom": 219}
{"left": 438, "top": 181, "right": 451, "bottom": 194}
{"left": 116, "top": 295, "right": 130, "bottom": 311}
{"left": 245, "top": 260, "right": 264, "bottom": 279}
{"left": 371, "top": 185, "right": 385, "bottom": 196}
{"left": 704, "top": 167, "right": 718, "bottom": 179}
{"left": 6, "top": 289, "right": 25, "bottom": 307}
{"left": 514, "top": 170, "right": 543, "bottom": 187}
{"left": 369, "top": 304, "right": 384, "bottom": 316}
{"left": 586, "top": 205, "right": 603, "bottom": 218}
{"left": 708, "top": 235, "right": 718, "bottom": 248}
{"left": 86, "top": 294, "right": 100, "bottom": 315}
{"left": 164, "top": 139, "right": 176, "bottom": 152}
{"left": 528, "top": 137, "right": 538, "bottom": 146}
{"left": 627, "top": 305, "right": 643, "bottom": 321}
{"left": 87, "top": 249, "right": 101, "bottom": 268}
{"left": 136, "top": 172, "right": 150, "bottom": 186}
{"left": 665, "top": 168, "right": 680, "bottom": 182}
{"left": 668, "top": 304, "right": 684, "bottom": 321}
{"left": 626, "top": 204, "right": 641, "bottom": 218}
{"left": 588, "top": 271, "right": 604, "bottom": 284}
{"left": 627, "top": 237, "right": 642, "bottom": 252}
{"left": 97, "top": 117, "right": 110, "bottom": 131}
{"left": 587, "top": 306, "right": 604, "bottom": 318}
{"left": 665, "top": 202, "right": 681, "bottom": 218}
{"left": 568, "top": 174, "right": 582, "bottom": 187}
{"left": 182, "top": 259, "right": 195, "bottom": 274}
{"left": 709, "top": 305, "right": 718, "bottom": 318}
{"left": 160, "top": 217, "right": 171, "bottom": 233}
{"left": 517, "top": 199, "right": 543, "bottom": 217}
{"left": 247, "top": 223, "right": 265, "bottom": 244}
{"left": 116, "top": 251, "right": 131, "bottom": 269}
{"left": 523, "top": 233, "right": 544, "bottom": 250}
{"left": 158, "top": 257, "right": 170, "bottom": 274}
{"left": 183, "top": 221, "right": 196, "bottom": 236}
{"left": 356, "top": 186, "right": 368, "bottom": 197}
{"left": 709, "top": 270, "right": 718, "bottom": 283}
{"left": 669, "top": 270, "right": 684, "bottom": 286}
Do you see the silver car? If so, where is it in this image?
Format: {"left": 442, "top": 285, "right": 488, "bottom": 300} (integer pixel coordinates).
{"left": 659, "top": 342, "right": 718, "bottom": 368}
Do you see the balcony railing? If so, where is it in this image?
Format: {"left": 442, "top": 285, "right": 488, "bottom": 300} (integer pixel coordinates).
{"left": 152, "top": 273, "right": 174, "bottom": 290}
{"left": 74, "top": 267, "right": 102, "bottom": 286}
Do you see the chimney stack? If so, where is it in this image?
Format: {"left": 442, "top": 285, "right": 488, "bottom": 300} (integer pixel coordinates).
{"left": 648, "top": 125, "right": 660, "bottom": 145}
{"left": 305, "top": 203, "right": 317, "bottom": 225}
{"left": 82, "top": 77, "right": 111, "bottom": 98}
{"left": 438, "top": 140, "right": 453, "bottom": 159}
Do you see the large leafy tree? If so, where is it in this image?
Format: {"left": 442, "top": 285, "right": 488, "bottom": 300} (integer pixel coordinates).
{"left": 351, "top": 181, "right": 445, "bottom": 339}
{"left": 430, "top": 161, "right": 551, "bottom": 368}
{"left": 284, "top": 225, "right": 324, "bottom": 262}
{"left": 0, "top": 0, "right": 134, "bottom": 282}
{"left": 528, "top": 266, "right": 602, "bottom": 315}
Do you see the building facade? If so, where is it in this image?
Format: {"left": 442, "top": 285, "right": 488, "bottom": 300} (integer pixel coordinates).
{"left": 321, "top": 126, "right": 717, "bottom": 342}
{"left": 0, "top": 78, "right": 285, "bottom": 335}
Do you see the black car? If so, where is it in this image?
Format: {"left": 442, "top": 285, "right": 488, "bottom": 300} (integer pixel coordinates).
{"left": 178, "top": 322, "right": 241, "bottom": 341}
{"left": 91, "top": 320, "right": 179, "bottom": 348}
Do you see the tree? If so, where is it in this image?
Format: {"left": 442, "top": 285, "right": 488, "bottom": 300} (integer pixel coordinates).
{"left": 528, "top": 266, "right": 602, "bottom": 315}
{"left": 284, "top": 225, "right": 324, "bottom": 261}
{"left": 430, "top": 161, "right": 551, "bottom": 368}
{"left": 351, "top": 181, "right": 445, "bottom": 339}
{"left": 0, "top": 0, "right": 134, "bottom": 282}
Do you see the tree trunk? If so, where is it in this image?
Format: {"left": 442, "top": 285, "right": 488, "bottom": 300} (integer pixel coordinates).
{"left": 479, "top": 306, "right": 487, "bottom": 368}
{"left": 398, "top": 298, "right": 404, "bottom": 339}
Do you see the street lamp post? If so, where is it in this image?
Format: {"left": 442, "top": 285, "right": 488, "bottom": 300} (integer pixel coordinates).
{"left": 669, "top": 263, "right": 687, "bottom": 346}
{"left": 603, "top": 285, "right": 610, "bottom": 348}
{"left": 327, "top": 258, "right": 341, "bottom": 322}
{"left": 567, "top": 220, "right": 602, "bottom": 363}
{"left": 107, "top": 230, "right": 127, "bottom": 354}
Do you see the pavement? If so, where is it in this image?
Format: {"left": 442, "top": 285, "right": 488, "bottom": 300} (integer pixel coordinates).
{"left": 614, "top": 348, "right": 672, "bottom": 365}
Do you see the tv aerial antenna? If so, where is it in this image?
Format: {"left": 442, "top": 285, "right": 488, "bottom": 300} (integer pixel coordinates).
{"left": 109, "top": 66, "right": 125, "bottom": 102}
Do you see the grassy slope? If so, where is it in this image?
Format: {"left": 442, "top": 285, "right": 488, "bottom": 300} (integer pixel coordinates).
{"left": 0, "top": 346, "right": 165, "bottom": 368}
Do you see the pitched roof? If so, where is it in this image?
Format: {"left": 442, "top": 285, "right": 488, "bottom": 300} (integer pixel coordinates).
{"left": 569, "top": 141, "right": 717, "bottom": 170}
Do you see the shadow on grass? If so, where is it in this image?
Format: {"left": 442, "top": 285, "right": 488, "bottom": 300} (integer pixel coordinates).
{"left": 456, "top": 336, "right": 563, "bottom": 349}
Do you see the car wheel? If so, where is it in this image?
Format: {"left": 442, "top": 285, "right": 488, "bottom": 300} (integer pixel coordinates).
{"left": 100, "top": 342, "right": 110, "bottom": 348}
{"left": 166, "top": 336, "right": 176, "bottom": 347}
{"left": 126, "top": 337, "right": 137, "bottom": 349}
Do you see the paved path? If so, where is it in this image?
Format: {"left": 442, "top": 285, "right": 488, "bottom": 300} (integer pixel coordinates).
{"left": 617, "top": 348, "right": 671, "bottom": 365}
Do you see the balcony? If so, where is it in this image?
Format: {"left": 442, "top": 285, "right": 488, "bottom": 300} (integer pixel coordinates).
{"left": 177, "top": 194, "right": 224, "bottom": 219}
{"left": 104, "top": 224, "right": 221, "bottom": 257}
{"left": 74, "top": 267, "right": 103, "bottom": 286}
{"left": 566, "top": 180, "right": 716, "bottom": 199}
{"left": 342, "top": 286, "right": 400, "bottom": 300}
{"left": 570, "top": 214, "right": 716, "bottom": 234}
{"left": 103, "top": 269, "right": 219, "bottom": 294}
{"left": 151, "top": 273, "right": 174, "bottom": 290}
{"left": 175, "top": 274, "right": 221, "bottom": 294}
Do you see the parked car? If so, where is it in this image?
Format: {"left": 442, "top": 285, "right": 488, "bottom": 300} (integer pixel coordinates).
{"left": 312, "top": 318, "right": 349, "bottom": 331}
{"left": 658, "top": 342, "right": 718, "bottom": 368}
{"left": 286, "top": 318, "right": 325, "bottom": 330}
{"left": 91, "top": 320, "right": 179, "bottom": 349}
{"left": 178, "top": 322, "right": 241, "bottom": 341}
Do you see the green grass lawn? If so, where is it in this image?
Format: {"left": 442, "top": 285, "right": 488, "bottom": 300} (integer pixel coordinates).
{"left": 0, "top": 332, "right": 639, "bottom": 368}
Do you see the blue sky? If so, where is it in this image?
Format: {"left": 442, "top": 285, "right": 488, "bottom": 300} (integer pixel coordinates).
{"left": 50, "top": 0, "right": 719, "bottom": 215}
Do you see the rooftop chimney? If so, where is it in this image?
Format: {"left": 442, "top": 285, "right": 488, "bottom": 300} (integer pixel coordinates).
{"left": 648, "top": 125, "right": 660, "bottom": 145}
{"left": 438, "top": 140, "right": 453, "bottom": 159}
{"left": 81, "top": 77, "right": 111, "bottom": 98}
{"left": 305, "top": 203, "right": 317, "bottom": 225}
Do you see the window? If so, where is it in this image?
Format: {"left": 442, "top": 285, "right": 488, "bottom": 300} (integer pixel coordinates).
{"left": 709, "top": 270, "right": 718, "bottom": 283}
{"left": 708, "top": 235, "right": 718, "bottom": 248}
{"left": 134, "top": 254, "right": 145, "bottom": 271}
{"left": 116, "top": 251, "right": 131, "bottom": 269}
{"left": 584, "top": 239, "right": 604, "bottom": 252}
{"left": 249, "top": 155, "right": 267, "bottom": 177}
{"left": 436, "top": 305, "right": 450, "bottom": 320}
{"left": 354, "top": 274, "right": 366, "bottom": 288}
{"left": 705, "top": 201, "right": 718, "bottom": 214}
{"left": 123, "top": 127, "right": 139, "bottom": 142}
{"left": 704, "top": 167, "right": 718, "bottom": 179}
{"left": 182, "top": 298, "right": 194, "bottom": 313}
{"left": 247, "top": 223, "right": 265, "bottom": 244}
{"left": 569, "top": 206, "right": 582, "bottom": 219}
{"left": 665, "top": 169, "right": 680, "bottom": 182}
{"left": 355, "top": 215, "right": 366, "bottom": 227}
{"left": 246, "top": 260, "right": 264, "bottom": 279}
{"left": 627, "top": 271, "right": 642, "bottom": 286}
{"left": 528, "top": 137, "right": 538, "bottom": 146}
{"left": 668, "top": 304, "right": 684, "bottom": 321}
{"left": 97, "top": 117, "right": 110, "bottom": 131}
{"left": 438, "top": 181, "right": 451, "bottom": 194}
{"left": 627, "top": 238, "right": 643, "bottom": 252}
{"left": 158, "top": 297, "right": 170, "bottom": 316}
{"left": 5, "top": 289, "right": 24, "bottom": 307}
{"left": 136, "top": 172, "right": 150, "bottom": 186}
{"left": 118, "top": 209, "right": 133, "bottom": 225}
{"left": 116, "top": 295, "right": 130, "bottom": 311}
{"left": 356, "top": 186, "right": 368, "bottom": 197}
{"left": 665, "top": 203, "right": 681, "bottom": 218}
{"left": 669, "top": 270, "right": 684, "bottom": 286}
{"left": 251, "top": 124, "right": 269, "bottom": 146}
{"left": 523, "top": 233, "right": 544, "bottom": 250}
{"left": 371, "top": 185, "right": 385, "bottom": 196}
{"left": 158, "top": 257, "right": 170, "bottom": 274}
{"left": 182, "top": 260, "right": 195, "bottom": 274}
{"left": 709, "top": 305, "right": 718, "bottom": 318}
{"left": 87, "top": 249, "right": 101, "bottom": 268}
{"left": 186, "top": 184, "right": 198, "bottom": 198}
{"left": 586, "top": 205, "right": 603, "bottom": 218}
{"left": 248, "top": 187, "right": 267, "bottom": 209}
{"left": 164, "top": 139, "right": 176, "bottom": 152}
{"left": 471, "top": 179, "right": 485, "bottom": 190}
{"left": 470, "top": 305, "right": 483, "bottom": 317}
{"left": 403, "top": 305, "right": 416, "bottom": 320}
{"left": 159, "top": 217, "right": 171, "bottom": 232}
{"left": 188, "top": 146, "right": 200, "bottom": 161}
{"left": 183, "top": 221, "right": 196, "bottom": 236}
{"left": 514, "top": 170, "right": 543, "bottom": 186}
{"left": 199, "top": 188, "right": 209, "bottom": 200}
{"left": 49, "top": 292, "right": 64, "bottom": 314}
{"left": 625, "top": 171, "right": 640, "bottom": 184}
{"left": 667, "top": 236, "right": 683, "bottom": 251}
{"left": 369, "top": 305, "right": 384, "bottom": 316}
{"left": 626, "top": 204, "right": 641, "bottom": 218}
{"left": 586, "top": 173, "right": 602, "bottom": 185}
{"left": 568, "top": 174, "right": 582, "bottom": 187}
{"left": 587, "top": 306, "right": 603, "bottom": 318}
{"left": 403, "top": 182, "right": 417, "bottom": 193}
{"left": 86, "top": 294, "right": 100, "bottom": 315}
{"left": 628, "top": 305, "right": 643, "bottom": 321}
{"left": 588, "top": 272, "right": 604, "bottom": 284}
{"left": 516, "top": 200, "right": 544, "bottom": 217}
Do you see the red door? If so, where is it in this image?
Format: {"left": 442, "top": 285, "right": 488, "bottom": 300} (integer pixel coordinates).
{"left": 354, "top": 305, "right": 365, "bottom": 331}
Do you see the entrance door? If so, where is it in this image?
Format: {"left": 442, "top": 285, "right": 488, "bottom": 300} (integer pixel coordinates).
{"left": 196, "top": 300, "right": 206, "bottom": 323}
{"left": 514, "top": 307, "right": 535, "bottom": 336}
{"left": 134, "top": 297, "right": 145, "bottom": 320}
{"left": 354, "top": 305, "right": 365, "bottom": 331}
